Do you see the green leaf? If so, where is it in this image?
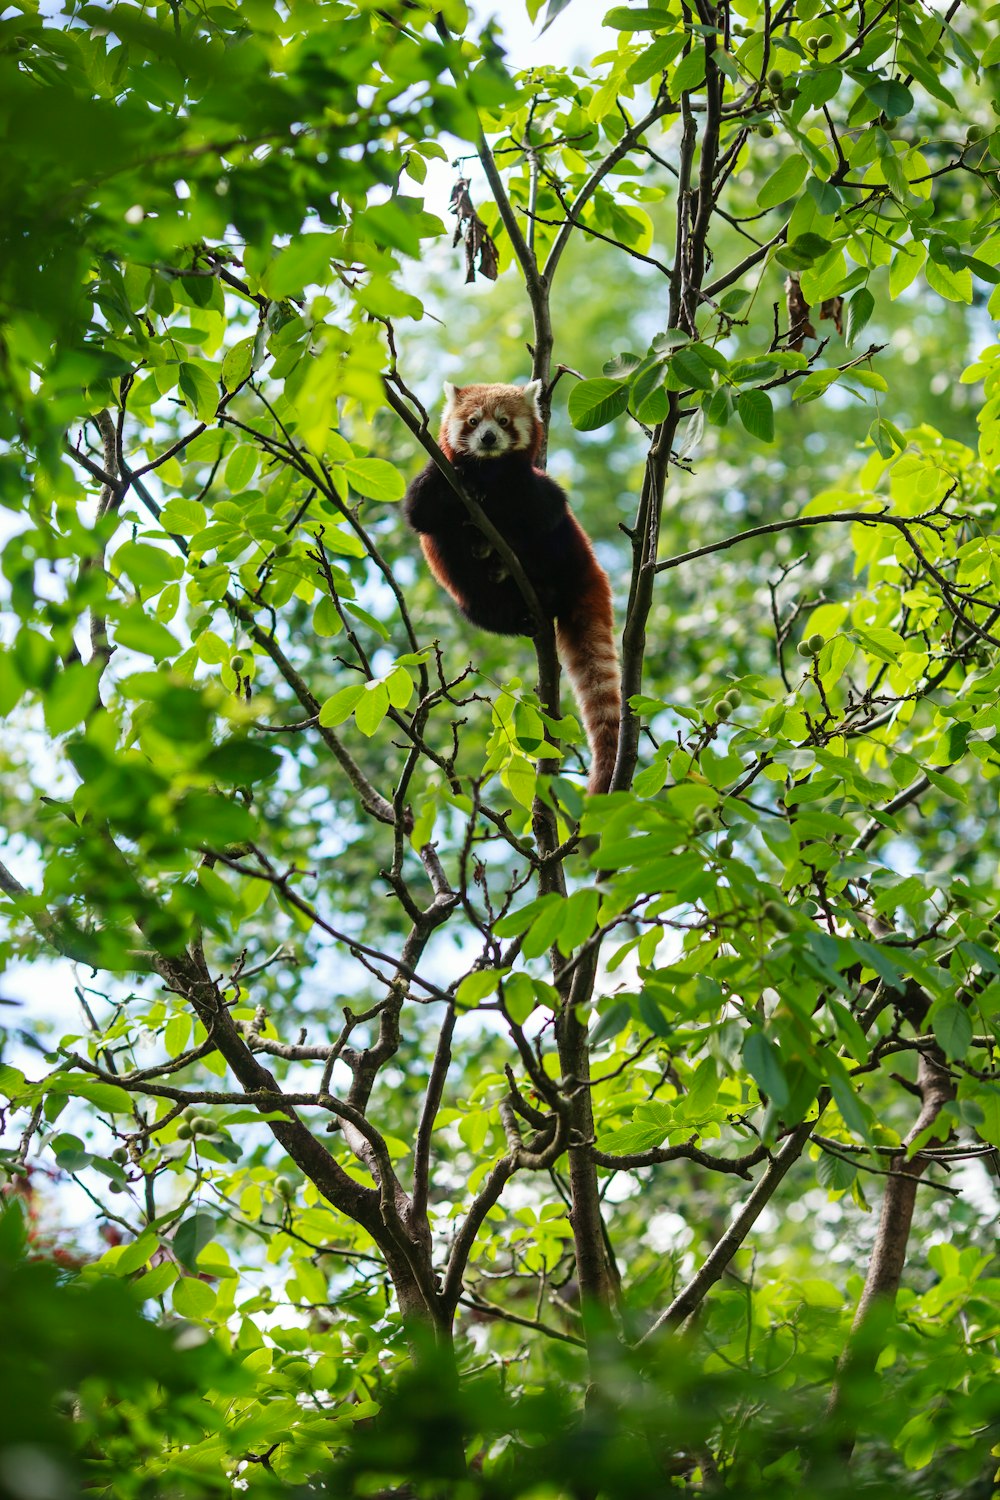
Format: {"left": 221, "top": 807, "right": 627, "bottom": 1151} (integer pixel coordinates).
{"left": 925, "top": 257, "right": 973, "bottom": 304}
{"left": 164, "top": 1014, "right": 192, "bottom": 1057}
{"left": 522, "top": 898, "right": 570, "bottom": 960}
{"left": 865, "top": 78, "right": 914, "bottom": 119}
{"left": 604, "top": 5, "right": 674, "bottom": 29}
{"left": 112, "top": 608, "right": 179, "bottom": 661}
{"left": 354, "top": 681, "right": 389, "bottom": 737}
{"left": 343, "top": 458, "right": 405, "bottom": 502}
{"left": 845, "top": 287, "right": 875, "bottom": 347}
{"left": 590, "top": 1000, "right": 632, "bottom": 1048}
{"left": 737, "top": 388, "right": 775, "bottom": 442}
{"left": 114, "top": 541, "right": 182, "bottom": 590}
{"left": 172, "top": 1275, "right": 218, "bottom": 1319}
{"left": 853, "top": 624, "right": 905, "bottom": 663}
{"left": 744, "top": 1030, "right": 789, "bottom": 1107}
{"left": 385, "top": 667, "right": 413, "bottom": 711}
{"left": 159, "top": 497, "right": 207, "bottom": 535}
{"left": 116, "top": 1231, "right": 159, "bottom": 1276}
{"left": 221, "top": 336, "right": 254, "bottom": 393}
{"left": 868, "top": 418, "right": 898, "bottom": 458}
{"left": 43, "top": 663, "right": 101, "bottom": 735}
{"left": 456, "top": 968, "right": 506, "bottom": 1005}
{"left": 47, "top": 1074, "right": 133, "bottom": 1114}
{"left": 568, "top": 378, "right": 630, "bottom": 431}
{"left": 671, "top": 48, "right": 707, "bottom": 95}
{"left": 557, "top": 888, "right": 600, "bottom": 955}
{"left": 671, "top": 346, "right": 715, "bottom": 391}
{"left": 626, "top": 32, "right": 686, "bottom": 83}
{"left": 757, "top": 154, "right": 809, "bottom": 211}
{"left": 816, "top": 1149, "right": 857, "bottom": 1192}
{"left": 638, "top": 990, "right": 673, "bottom": 1037}
{"left": 603, "top": 352, "right": 644, "bottom": 379}
{"left": 262, "top": 235, "right": 335, "bottom": 298}
{"left": 200, "top": 738, "right": 282, "bottom": 784}
{"left": 172, "top": 1212, "right": 218, "bottom": 1272}
{"left": 932, "top": 1001, "right": 973, "bottom": 1061}
{"left": 178, "top": 362, "right": 219, "bottom": 422}
{"left": 225, "top": 446, "right": 258, "bottom": 490}
{"left": 319, "top": 684, "right": 365, "bottom": 727}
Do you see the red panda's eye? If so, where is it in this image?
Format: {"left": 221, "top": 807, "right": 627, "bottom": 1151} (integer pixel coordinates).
{"left": 497, "top": 415, "right": 509, "bottom": 426}
{"left": 467, "top": 417, "right": 479, "bottom": 428}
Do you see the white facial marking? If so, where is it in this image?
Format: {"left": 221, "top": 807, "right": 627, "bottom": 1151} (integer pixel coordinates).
{"left": 447, "top": 411, "right": 467, "bottom": 451}
{"left": 512, "top": 412, "right": 533, "bottom": 450}
{"left": 466, "top": 415, "right": 513, "bottom": 456}
{"left": 521, "top": 379, "right": 543, "bottom": 415}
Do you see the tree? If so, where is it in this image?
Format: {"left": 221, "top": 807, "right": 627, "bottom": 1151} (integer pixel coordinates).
{"left": 2, "top": 0, "right": 1000, "bottom": 1492}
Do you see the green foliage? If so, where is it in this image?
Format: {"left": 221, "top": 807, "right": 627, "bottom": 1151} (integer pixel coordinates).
{"left": 2, "top": 0, "right": 1000, "bottom": 1493}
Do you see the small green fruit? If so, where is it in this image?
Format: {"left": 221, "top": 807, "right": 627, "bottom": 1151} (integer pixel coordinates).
{"left": 817, "top": 31, "right": 833, "bottom": 46}
{"left": 807, "top": 632, "right": 825, "bottom": 654}
{"left": 111, "top": 1147, "right": 128, "bottom": 1163}
{"left": 176, "top": 1121, "right": 194, "bottom": 1140}
{"left": 109, "top": 1181, "right": 124, "bottom": 1194}
{"left": 694, "top": 811, "right": 715, "bottom": 834}
{"left": 806, "top": 36, "right": 820, "bottom": 53}
{"left": 715, "top": 697, "right": 734, "bottom": 719}
{"left": 767, "top": 68, "right": 785, "bottom": 88}
{"left": 717, "top": 837, "right": 734, "bottom": 858}
{"left": 966, "top": 123, "right": 987, "bottom": 143}
{"left": 230, "top": 654, "right": 245, "bottom": 673}
{"left": 273, "top": 540, "right": 292, "bottom": 557}
{"left": 275, "top": 1176, "right": 294, "bottom": 1200}
{"left": 797, "top": 641, "right": 814, "bottom": 659}
{"left": 353, "top": 1332, "right": 371, "bottom": 1352}
{"left": 763, "top": 899, "right": 794, "bottom": 931}
{"left": 726, "top": 688, "right": 743, "bottom": 707}
{"left": 191, "top": 1116, "right": 211, "bottom": 1134}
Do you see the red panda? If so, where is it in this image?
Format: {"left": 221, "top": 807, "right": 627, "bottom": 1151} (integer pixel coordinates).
{"left": 404, "top": 380, "right": 620, "bottom": 796}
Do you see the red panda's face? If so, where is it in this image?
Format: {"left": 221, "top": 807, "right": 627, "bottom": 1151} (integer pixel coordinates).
{"left": 441, "top": 381, "right": 542, "bottom": 460}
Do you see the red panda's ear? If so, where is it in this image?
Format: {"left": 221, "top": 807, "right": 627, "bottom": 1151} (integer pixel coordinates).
{"left": 521, "top": 379, "right": 543, "bottom": 415}
{"left": 443, "top": 381, "right": 461, "bottom": 407}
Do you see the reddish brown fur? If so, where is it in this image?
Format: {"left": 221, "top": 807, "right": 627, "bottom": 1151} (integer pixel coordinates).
{"left": 409, "top": 382, "right": 620, "bottom": 794}
{"left": 437, "top": 383, "right": 544, "bottom": 463}
{"left": 555, "top": 564, "right": 620, "bottom": 795}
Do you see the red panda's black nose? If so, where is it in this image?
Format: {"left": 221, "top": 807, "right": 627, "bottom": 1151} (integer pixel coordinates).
{"left": 480, "top": 428, "right": 497, "bottom": 449}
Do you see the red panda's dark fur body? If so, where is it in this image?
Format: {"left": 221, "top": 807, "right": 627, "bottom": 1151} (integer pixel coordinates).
{"left": 404, "top": 382, "right": 620, "bottom": 795}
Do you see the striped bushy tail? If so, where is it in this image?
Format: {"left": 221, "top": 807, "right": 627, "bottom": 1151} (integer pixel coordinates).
{"left": 556, "top": 570, "right": 621, "bottom": 796}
